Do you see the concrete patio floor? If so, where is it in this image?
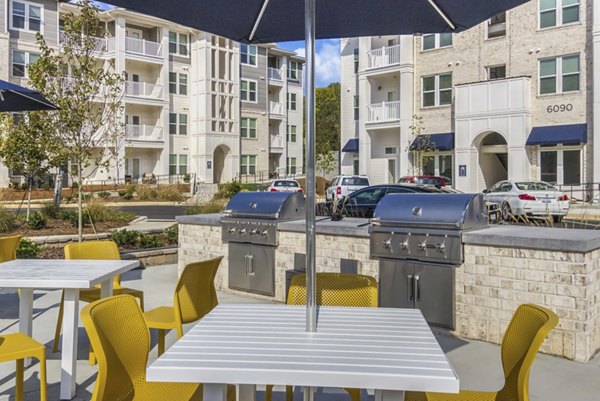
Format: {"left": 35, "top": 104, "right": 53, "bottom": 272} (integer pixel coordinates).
{"left": 0, "top": 263, "right": 598, "bottom": 401}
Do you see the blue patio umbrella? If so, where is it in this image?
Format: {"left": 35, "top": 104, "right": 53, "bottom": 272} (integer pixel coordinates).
{"left": 0, "top": 80, "right": 58, "bottom": 112}
{"left": 100, "top": 0, "right": 530, "bottom": 332}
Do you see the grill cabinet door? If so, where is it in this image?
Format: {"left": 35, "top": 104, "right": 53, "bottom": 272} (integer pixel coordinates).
{"left": 414, "top": 263, "right": 455, "bottom": 329}
{"left": 378, "top": 259, "right": 414, "bottom": 309}
{"left": 228, "top": 243, "right": 275, "bottom": 296}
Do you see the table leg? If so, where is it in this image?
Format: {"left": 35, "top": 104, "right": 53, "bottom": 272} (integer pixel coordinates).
{"left": 204, "top": 383, "right": 228, "bottom": 401}
{"left": 60, "top": 289, "right": 79, "bottom": 400}
{"left": 237, "top": 384, "right": 256, "bottom": 401}
{"left": 375, "top": 390, "right": 405, "bottom": 401}
{"left": 18, "top": 288, "right": 34, "bottom": 367}
{"left": 100, "top": 279, "right": 113, "bottom": 298}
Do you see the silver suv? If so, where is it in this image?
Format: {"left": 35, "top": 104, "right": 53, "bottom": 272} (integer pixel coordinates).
{"left": 326, "top": 175, "right": 370, "bottom": 202}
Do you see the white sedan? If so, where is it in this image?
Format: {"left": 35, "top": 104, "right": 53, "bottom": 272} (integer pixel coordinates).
{"left": 483, "top": 180, "right": 570, "bottom": 222}
{"left": 267, "top": 179, "right": 303, "bottom": 193}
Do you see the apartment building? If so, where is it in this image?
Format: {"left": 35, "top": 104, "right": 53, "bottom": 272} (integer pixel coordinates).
{"left": 0, "top": 1, "right": 304, "bottom": 187}
{"left": 239, "top": 44, "right": 304, "bottom": 180}
{"left": 341, "top": 0, "right": 595, "bottom": 193}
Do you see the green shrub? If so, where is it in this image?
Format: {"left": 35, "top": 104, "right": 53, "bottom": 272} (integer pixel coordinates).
{"left": 165, "top": 226, "right": 178, "bottom": 244}
{"left": 16, "top": 238, "right": 43, "bottom": 259}
{"left": 40, "top": 202, "right": 60, "bottom": 219}
{"left": 97, "top": 191, "right": 111, "bottom": 199}
{"left": 27, "top": 212, "right": 47, "bottom": 230}
{"left": 186, "top": 200, "right": 226, "bottom": 215}
{"left": 217, "top": 181, "right": 241, "bottom": 199}
{"left": 110, "top": 229, "right": 140, "bottom": 246}
{"left": 119, "top": 184, "right": 136, "bottom": 200}
{"left": 156, "top": 185, "right": 183, "bottom": 202}
{"left": 183, "top": 174, "right": 191, "bottom": 183}
{"left": 67, "top": 211, "right": 90, "bottom": 227}
{"left": 136, "top": 185, "right": 157, "bottom": 200}
{"left": 85, "top": 203, "right": 111, "bottom": 223}
{"left": 135, "top": 233, "right": 164, "bottom": 249}
{"left": 0, "top": 207, "right": 17, "bottom": 233}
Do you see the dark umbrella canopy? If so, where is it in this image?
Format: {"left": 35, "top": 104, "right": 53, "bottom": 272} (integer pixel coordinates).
{"left": 98, "top": 0, "right": 527, "bottom": 43}
{"left": 0, "top": 80, "right": 58, "bottom": 112}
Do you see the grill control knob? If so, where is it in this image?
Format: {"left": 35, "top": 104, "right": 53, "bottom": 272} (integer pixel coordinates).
{"left": 228, "top": 228, "right": 236, "bottom": 235}
{"left": 238, "top": 228, "right": 247, "bottom": 235}
{"left": 435, "top": 243, "right": 446, "bottom": 253}
{"left": 417, "top": 242, "right": 427, "bottom": 252}
{"left": 250, "top": 229, "right": 259, "bottom": 235}
{"left": 383, "top": 239, "right": 391, "bottom": 249}
{"left": 400, "top": 240, "right": 408, "bottom": 250}
{"left": 261, "top": 230, "right": 269, "bottom": 236}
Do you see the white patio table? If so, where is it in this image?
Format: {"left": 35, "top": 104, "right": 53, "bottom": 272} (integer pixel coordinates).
{"left": 0, "top": 259, "right": 139, "bottom": 400}
{"left": 147, "top": 304, "right": 459, "bottom": 401}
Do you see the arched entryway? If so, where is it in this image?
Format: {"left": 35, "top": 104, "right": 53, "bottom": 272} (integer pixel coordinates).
{"left": 473, "top": 131, "right": 508, "bottom": 189}
{"left": 213, "top": 145, "right": 231, "bottom": 183}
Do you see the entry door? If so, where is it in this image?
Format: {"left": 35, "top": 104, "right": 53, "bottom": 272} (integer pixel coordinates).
{"left": 131, "top": 73, "right": 140, "bottom": 95}
{"left": 387, "top": 159, "right": 396, "bottom": 183}
{"left": 132, "top": 158, "right": 140, "bottom": 179}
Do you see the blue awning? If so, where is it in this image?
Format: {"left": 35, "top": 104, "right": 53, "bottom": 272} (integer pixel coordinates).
{"left": 342, "top": 138, "right": 359, "bottom": 152}
{"left": 526, "top": 123, "right": 587, "bottom": 146}
{"left": 409, "top": 132, "right": 454, "bottom": 151}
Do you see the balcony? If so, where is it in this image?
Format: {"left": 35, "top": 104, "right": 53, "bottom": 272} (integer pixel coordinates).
{"left": 366, "top": 101, "right": 400, "bottom": 123}
{"left": 270, "top": 134, "right": 284, "bottom": 152}
{"left": 269, "top": 101, "right": 284, "bottom": 117}
{"left": 125, "top": 37, "right": 163, "bottom": 58}
{"left": 126, "top": 124, "right": 164, "bottom": 144}
{"left": 125, "top": 81, "right": 164, "bottom": 100}
{"left": 367, "top": 44, "right": 401, "bottom": 69}
{"left": 59, "top": 31, "right": 115, "bottom": 54}
{"left": 268, "top": 67, "right": 283, "bottom": 82}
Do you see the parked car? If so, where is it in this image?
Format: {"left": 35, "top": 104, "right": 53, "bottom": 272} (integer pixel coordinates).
{"left": 325, "top": 175, "right": 370, "bottom": 201}
{"left": 267, "top": 179, "right": 303, "bottom": 193}
{"left": 327, "top": 184, "right": 453, "bottom": 218}
{"left": 398, "top": 175, "right": 447, "bottom": 188}
{"left": 482, "top": 180, "right": 570, "bottom": 222}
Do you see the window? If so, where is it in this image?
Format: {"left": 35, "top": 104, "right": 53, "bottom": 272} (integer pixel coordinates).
{"left": 169, "top": 72, "right": 188, "bottom": 95}
{"left": 353, "top": 159, "right": 359, "bottom": 175}
{"left": 169, "top": 154, "right": 177, "bottom": 175}
{"left": 179, "top": 73, "right": 188, "bottom": 95}
{"left": 288, "top": 61, "right": 299, "bottom": 80}
{"left": 169, "top": 154, "right": 188, "bottom": 175}
{"left": 422, "top": 33, "right": 452, "bottom": 50}
{"left": 384, "top": 147, "right": 397, "bottom": 155}
{"left": 487, "top": 12, "right": 506, "bottom": 38}
{"left": 353, "top": 48, "right": 359, "bottom": 73}
{"left": 12, "top": 50, "right": 39, "bottom": 78}
{"left": 168, "top": 32, "right": 189, "bottom": 56}
{"left": 241, "top": 79, "right": 257, "bottom": 102}
{"left": 541, "top": 148, "right": 580, "bottom": 185}
{"left": 540, "top": 0, "right": 579, "bottom": 29}
{"left": 487, "top": 65, "right": 506, "bottom": 80}
{"left": 241, "top": 117, "right": 257, "bottom": 138}
{"left": 11, "top": 1, "right": 42, "bottom": 32}
{"left": 169, "top": 113, "right": 188, "bottom": 135}
{"left": 287, "top": 157, "right": 297, "bottom": 175}
{"left": 287, "top": 93, "right": 297, "bottom": 110}
{"left": 422, "top": 73, "right": 452, "bottom": 107}
{"left": 240, "top": 155, "right": 256, "bottom": 175}
{"left": 240, "top": 44, "right": 257, "bottom": 66}
{"left": 178, "top": 154, "right": 188, "bottom": 175}
{"left": 539, "top": 55, "right": 579, "bottom": 94}
{"left": 287, "top": 125, "right": 297, "bottom": 142}
{"left": 169, "top": 72, "right": 177, "bottom": 93}
{"left": 353, "top": 95, "right": 359, "bottom": 120}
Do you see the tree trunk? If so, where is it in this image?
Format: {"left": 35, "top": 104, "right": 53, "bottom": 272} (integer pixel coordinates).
{"left": 26, "top": 179, "right": 32, "bottom": 222}
{"left": 78, "top": 161, "right": 83, "bottom": 242}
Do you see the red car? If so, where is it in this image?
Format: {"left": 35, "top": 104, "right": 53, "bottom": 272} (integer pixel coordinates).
{"left": 398, "top": 175, "right": 447, "bottom": 187}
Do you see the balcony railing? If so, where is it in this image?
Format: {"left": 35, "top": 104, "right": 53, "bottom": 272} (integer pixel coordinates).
{"left": 270, "top": 134, "right": 284, "bottom": 148}
{"left": 125, "top": 37, "right": 163, "bottom": 58}
{"left": 268, "top": 67, "right": 283, "bottom": 81}
{"left": 125, "top": 81, "right": 163, "bottom": 99}
{"left": 59, "top": 31, "right": 115, "bottom": 54}
{"left": 367, "top": 44, "right": 401, "bottom": 69}
{"left": 126, "top": 124, "right": 164, "bottom": 142}
{"left": 269, "top": 101, "right": 284, "bottom": 115}
{"left": 367, "top": 101, "right": 401, "bottom": 123}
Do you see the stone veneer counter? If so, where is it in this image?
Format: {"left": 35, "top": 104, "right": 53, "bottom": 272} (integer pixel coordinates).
{"left": 178, "top": 215, "right": 600, "bottom": 363}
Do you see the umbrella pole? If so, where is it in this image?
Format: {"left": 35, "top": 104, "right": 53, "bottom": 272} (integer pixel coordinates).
{"left": 305, "top": 0, "right": 317, "bottom": 335}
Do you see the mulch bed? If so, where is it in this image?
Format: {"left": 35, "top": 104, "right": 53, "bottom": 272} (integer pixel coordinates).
{"left": 7, "top": 219, "right": 131, "bottom": 237}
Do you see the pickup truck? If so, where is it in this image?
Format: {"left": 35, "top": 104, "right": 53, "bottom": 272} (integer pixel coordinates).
{"left": 325, "top": 175, "right": 370, "bottom": 202}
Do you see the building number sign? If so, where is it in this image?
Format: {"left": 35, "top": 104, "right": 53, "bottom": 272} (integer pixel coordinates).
{"left": 547, "top": 104, "right": 573, "bottom": 113}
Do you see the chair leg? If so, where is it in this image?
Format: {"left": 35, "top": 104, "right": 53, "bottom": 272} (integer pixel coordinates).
{"left": 286, "top": 385, "right": 293, "bottom": 401}
{"left": 52, "top": 292, "right": 65, "bottom": 353}
{"left": 38, "top": 354, "right": 47, "bottom": 401}
{"left": 264, "top": 385, "right": 274, "bottom": 401}
{"left": 158, "top": 329, "right": 165, "bottom": 356}
{"left": 16, "top": 359, "right": 24, "bottom": 401}
{"left": 88, "top": 345, "right": 97, "bottom": 366}
{"left": 137, "top": 294, "right": 145, "bottom": 311}
{"left": 345, "top": 388, "right": 361, "bottom": 401}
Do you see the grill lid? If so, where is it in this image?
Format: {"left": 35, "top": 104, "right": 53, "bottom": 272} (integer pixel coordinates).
{"left": 222, "top": 191, "right": 305, "bottom": 220}
{"left": 371, "top": 193, "right": 487, "bottom": 230}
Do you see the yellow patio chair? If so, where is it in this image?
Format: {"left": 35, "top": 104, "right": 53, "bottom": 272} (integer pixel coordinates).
{"left": 52, "top": 240, "right": 145, "bottom": 365}
{"left": 0, "top": 235, "right": 22, "bottom": 262}
{"left": 0, "top": 332, "right": 47, "bottom": 401}
{"left": 81, "top": 294, "right": 235, "bottom": 401}
{"left": 143, "top": 256, "right": 223, "bottom": 356}
{"left": 265, "top": 272, "right": 378, "bottom": 401}
{"left": 405, "top": 303, "right": 559, "bottom": 401}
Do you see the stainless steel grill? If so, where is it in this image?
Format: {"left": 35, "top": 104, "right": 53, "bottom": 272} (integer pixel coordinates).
{"left": 221, "top": 192, "right": 305, "bottom": 296}
{"left": 369, "top": 193, "right": 488, "bottom": 328}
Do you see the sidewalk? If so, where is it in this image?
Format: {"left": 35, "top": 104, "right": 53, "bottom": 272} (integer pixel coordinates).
{"left": 0, "top": 263, "right": 598, "bottom": 400}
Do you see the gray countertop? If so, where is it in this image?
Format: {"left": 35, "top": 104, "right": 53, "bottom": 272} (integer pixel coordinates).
{"left": 177, "top": 214, "right": 600, "bottom": 253}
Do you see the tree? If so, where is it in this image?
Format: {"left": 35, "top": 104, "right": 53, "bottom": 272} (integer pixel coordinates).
{"left": 315, "top": 82, "right": 340, "bottom": 175}
{"left": 28, "top": 0, "right": 125, "bottom": 241}
{"left": 407, "top": 115, "right": 434, "bottom": 175}
{"left": 0, "top": 112, "right": 63, "bottom": 220}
